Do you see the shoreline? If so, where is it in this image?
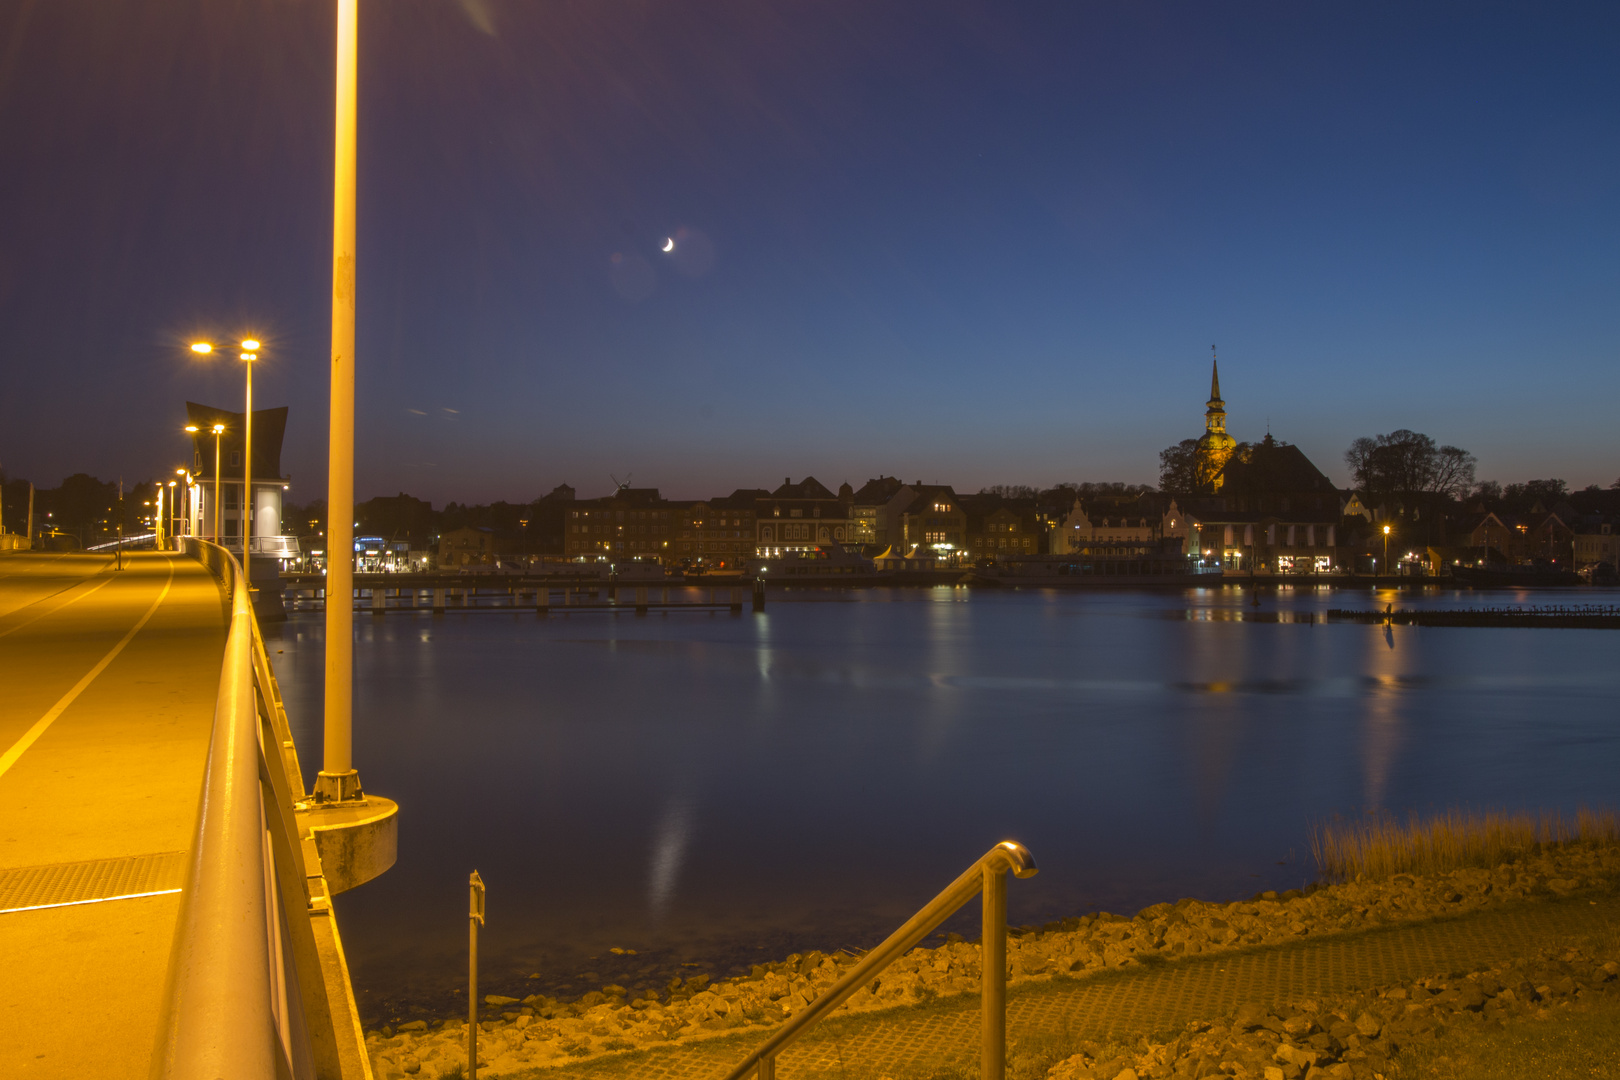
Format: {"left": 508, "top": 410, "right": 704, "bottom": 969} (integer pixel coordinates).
{"left": 365, "top": 842, "right": 1620, "bottom": 1078}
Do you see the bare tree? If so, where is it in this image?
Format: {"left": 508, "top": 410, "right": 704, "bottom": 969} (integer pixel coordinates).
{"left": 1345, "top": 429, "right": 1475, "bottom": 501}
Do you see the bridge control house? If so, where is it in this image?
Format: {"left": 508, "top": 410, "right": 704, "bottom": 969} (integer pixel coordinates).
{"left": 183, "top": 402, "right": 300, "bottom": 567}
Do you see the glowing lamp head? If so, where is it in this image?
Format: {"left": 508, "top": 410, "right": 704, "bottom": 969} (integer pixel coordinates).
{"left": 190, "top": 342, "right": 213, "bottom": 354}
{"left": 185, "top": 424, "right": 199, "bottom": 432}
{"left": 1383, "top": 525, "right": 1391, "bottom": 534}
{"left": 240, "top": 339, "right": 260, "bottom": 350}
{"left": 212, "top": 424, "right": 225, "bottom": 434}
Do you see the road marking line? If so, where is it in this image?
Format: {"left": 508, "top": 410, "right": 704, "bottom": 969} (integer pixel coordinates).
{"left": 0, "top": 558, "right": 176, "bottom": 780}
{"left": 0, "top": 573, "right": 117, "bottom": 639}
{"left": 0, "top": 887, "right": 183, "bottom": 915}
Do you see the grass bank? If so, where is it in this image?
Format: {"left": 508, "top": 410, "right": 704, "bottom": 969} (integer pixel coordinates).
{"left": 1312, "top": 807, "right": 1620, "bottom": 883}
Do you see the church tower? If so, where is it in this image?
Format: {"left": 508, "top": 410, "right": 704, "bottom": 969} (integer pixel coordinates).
{"left": 1194, "top": 348, "right": 1237, "bottom": 489}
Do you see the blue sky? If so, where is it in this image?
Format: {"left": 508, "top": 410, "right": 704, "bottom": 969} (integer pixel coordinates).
{"left": 2, "top": 1, "right": 1616, "bottom": 502}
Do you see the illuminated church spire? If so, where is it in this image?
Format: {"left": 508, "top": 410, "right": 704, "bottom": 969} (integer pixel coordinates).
{"left": 1204, "top": 344, "right": 1228, "bottom": 439}
{"left": 1195, "top": 344, "right": 1237, "bottom": 489}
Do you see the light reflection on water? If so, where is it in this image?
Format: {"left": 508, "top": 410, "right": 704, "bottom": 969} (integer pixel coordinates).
{"left": 264, "top": 585, "right": 1620, "bottom": 1023}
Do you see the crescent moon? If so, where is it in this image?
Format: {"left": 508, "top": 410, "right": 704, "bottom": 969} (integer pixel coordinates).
{"left": 662, "top": 238, "right": 675, "bottom": 253}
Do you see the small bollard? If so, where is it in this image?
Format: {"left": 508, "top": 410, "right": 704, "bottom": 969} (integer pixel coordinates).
{"left": 371, "top": 586, "right": 385, "bottom": 616}
{"left": 752, "top": 578, "right": 766, "bottom": 612}
{"left": 537, "top": 585, "right": 549, "bottom": 615}
{"left": 469, "top": 871, "right": 486, "bottom": 1079}
{"left": 432, "top": 587, "right": 445, "bottom": 614}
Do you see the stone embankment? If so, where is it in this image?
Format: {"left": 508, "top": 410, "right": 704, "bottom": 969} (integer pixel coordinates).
{"left": 365, "top": 844, "right": 1619, "bottom": 1079}
{"left": 1047, "top": 945, "right": 1620, "bottom": 1080}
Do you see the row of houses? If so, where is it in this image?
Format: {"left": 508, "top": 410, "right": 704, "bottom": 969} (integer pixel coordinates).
{"left": 438, "top": 457, "right": 1617, "bottom": 575}
{"left": 431, "top": 363, "right": 1616, "bottom": 574}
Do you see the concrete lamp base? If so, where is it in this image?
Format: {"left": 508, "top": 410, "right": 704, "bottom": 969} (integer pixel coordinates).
{"left": 298, "top": 794, "right": 399, "bottom": 896}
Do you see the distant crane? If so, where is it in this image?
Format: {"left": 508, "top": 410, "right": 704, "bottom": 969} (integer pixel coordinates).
{"left": 610, "top": 472, "right": 633, "bottom": 492}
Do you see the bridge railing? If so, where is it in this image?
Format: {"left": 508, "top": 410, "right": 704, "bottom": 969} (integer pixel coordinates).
{"left": 718, "top": 841, "right": 1037, "bottom": 1080}
{"left": 154, "top": 539, "right": 343, "bottom": 1080}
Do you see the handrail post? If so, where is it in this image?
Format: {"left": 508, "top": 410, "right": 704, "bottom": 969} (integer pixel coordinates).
{"left": 981, "top": 860, "right": 1007, "bottom": 1080}
{"left": 469, "top": 871, "right": 486, "bottom": 1079}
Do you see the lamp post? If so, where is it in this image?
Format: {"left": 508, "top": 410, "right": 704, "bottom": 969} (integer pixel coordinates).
{"left": 1383, "top": 524, "right": 1391, "bottom": 580}
{"left": 167, "top": 480, "right": 179, "bottom": 547}
{"left": 318, "top": 0, "right": 363, "bottom": 803}
{"left": 190, "top": 342, "right": 259, "bottom": 580}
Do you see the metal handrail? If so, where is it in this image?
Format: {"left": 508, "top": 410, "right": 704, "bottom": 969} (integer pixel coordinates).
{"left": 153, "top": 540, "right": 320, "bottom": 1079}
{"left": 719, "top": 841, "right": 1037, "bottom": 1080}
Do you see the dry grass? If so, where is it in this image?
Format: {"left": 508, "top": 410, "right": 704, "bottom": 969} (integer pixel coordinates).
{"left": 1311, "top": 807, "right": 1620, "bottom": 883}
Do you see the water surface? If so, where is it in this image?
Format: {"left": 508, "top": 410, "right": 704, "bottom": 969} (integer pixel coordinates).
{"left": 265, "top": 584, "right": 1620, "bottom": 1024}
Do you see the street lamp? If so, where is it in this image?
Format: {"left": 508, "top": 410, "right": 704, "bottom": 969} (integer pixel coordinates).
{"left": 190, "top": 341, "right": 260, "bottom": 582}
{"left": 167, "top": 479, "right": 179, "bottom": 546}
{"left": 317, "top": 0, "right": 363, "bottom": 804}
{"left": 1382, "top": 524, "right": 1391, "bottom": 579}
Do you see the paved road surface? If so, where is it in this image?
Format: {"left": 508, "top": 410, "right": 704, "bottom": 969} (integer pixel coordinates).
{"left": 0, "top": 552, "right": 228, "bottom": 1079}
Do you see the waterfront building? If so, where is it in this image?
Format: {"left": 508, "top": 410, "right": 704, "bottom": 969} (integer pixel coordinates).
{"left": 438, "top": 525, "right": 521, "bottom": 568}
{"left": 562, "top": 487, "right": 692, "bottom": 563}
{"left": 848, "top": 476, "right": 906, "bottom": 547}
{"left": 1574, "top": 519, "right": 1620, "bottom": 571}
{"left": 183, "top": 401, "right": 299, "bottom": 564}
{"left": 1450, "top": 507, "right": 1573, "bottom": 568}
{"left": 1182, "top": 435, "right": 1344, "bottom": 572}
{"left": 962, "top": 495, "right": 1044, "bottom": 560}
{"left": 684, "top": 491, "right": 759, "bottom": 569}
{"left": 894, "top": 485, "right": 968, "bottom": 562}
{"left": 524, "top": 484, "right": 576, "bottom": 555}
{"left": 1051, "top": 493, "right": 1188, "bottom": 555}
{"left": 754, "top": 477, "right": 852, "bottom": 556}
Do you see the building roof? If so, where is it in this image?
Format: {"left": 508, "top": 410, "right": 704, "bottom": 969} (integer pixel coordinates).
{"left": 771, "top": 476, "right": 838, "bottom": 500}
{"left": 851, "top": 476, "right": 905, "bottom": 504}
{"left": 1216, "top": 436, "right": 1338, "bottom": 497}
{"left": 185, "top": 402, "right": 289, "bottom": 480}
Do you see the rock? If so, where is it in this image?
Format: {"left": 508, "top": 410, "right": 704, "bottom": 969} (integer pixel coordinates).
{"left": 398, "top": 1020, "right": 427, "bottom": 1032}
{"left": 1273, "top": 1042, "right": 1319, "bottom": 1069}
{"left": 1112, "top": 1069, "right": 1139, "bottom": 1080}
{"left": 400, "top": 1055, "right": 421, "bottom": 1075}
{"left": 1234, "top": 1003, "right": 1269, "bottom": 1031}
{"left": 1353, "top": 1012, "right": 1381, "bottom": 1037}
{"left": 484, "top": 995, "right": 519, "bottom": 1007}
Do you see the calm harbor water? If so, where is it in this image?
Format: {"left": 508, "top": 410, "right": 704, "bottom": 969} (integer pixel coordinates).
{"left": 266, "top": 584, "right": 1620, "bottom": 1025}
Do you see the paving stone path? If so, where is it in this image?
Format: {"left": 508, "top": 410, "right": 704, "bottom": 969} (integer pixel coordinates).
{"left": 511, "top": 890, "right": 1620, "bottom": 1080}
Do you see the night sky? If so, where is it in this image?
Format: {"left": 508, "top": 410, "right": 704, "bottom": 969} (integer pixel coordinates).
{"left": 2, "top": 2, "right": 1616, "bottom": 504}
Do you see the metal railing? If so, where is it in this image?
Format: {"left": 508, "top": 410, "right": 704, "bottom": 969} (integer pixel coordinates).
{"left": 153, "top": 539, "right": 338, "bottom": 1080}
{"left": 719, "top": 841, "right": 1037, "bottom": 1080}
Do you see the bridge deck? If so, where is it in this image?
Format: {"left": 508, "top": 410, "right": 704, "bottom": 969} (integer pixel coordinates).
{"left": 0, "top": 552, "right": 228, "bottom": 1079}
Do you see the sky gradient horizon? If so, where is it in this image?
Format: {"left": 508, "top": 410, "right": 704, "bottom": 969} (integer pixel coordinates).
{"left": 2, "top": 1, "right": 1617, "bottom": 505}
